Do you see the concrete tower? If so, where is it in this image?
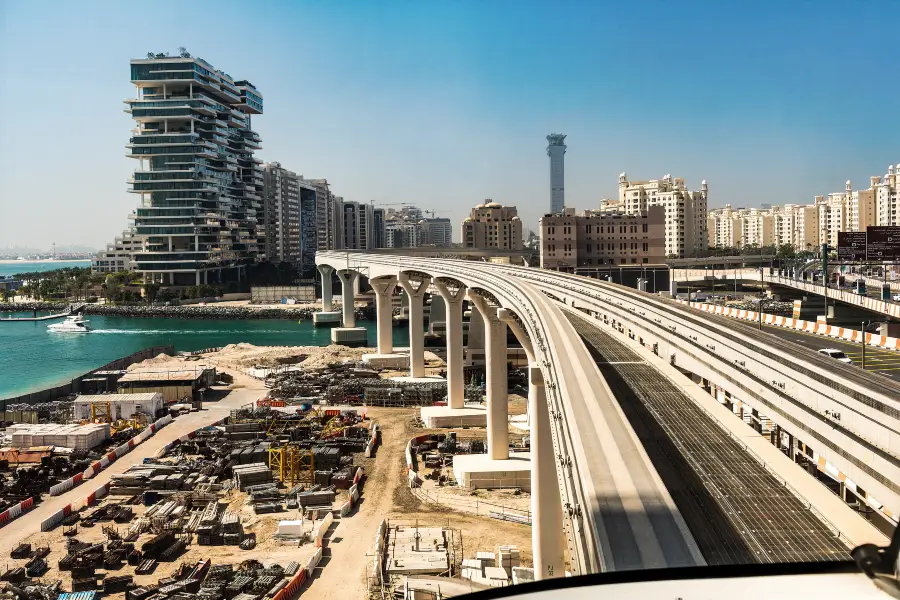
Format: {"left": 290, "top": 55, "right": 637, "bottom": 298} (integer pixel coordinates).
{"left": 546, "top": 134, "right": 567, "bottom": 213}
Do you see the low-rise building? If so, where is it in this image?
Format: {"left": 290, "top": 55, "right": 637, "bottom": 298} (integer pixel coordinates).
{"left": 92, "top": 230, "right": 145, "bottom": 274}
{"left": 539, "top": 206, "right": 665, "bottom": 269}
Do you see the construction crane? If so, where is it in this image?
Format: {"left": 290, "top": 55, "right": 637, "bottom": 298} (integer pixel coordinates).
{"left": 422, "top": 209, "right": 451, "bottom": 218}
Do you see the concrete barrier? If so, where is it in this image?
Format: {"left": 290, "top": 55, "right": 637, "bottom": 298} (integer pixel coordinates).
{"left": 305, "top": 547, "right": 323, "bottom": 576}
{"left": 339, "top": 500, "right": 352, "bottom": 517}
{"left": 314, "top": 512, "right": 334, "bottom": 548}
{"left": 682, "top": 301, "right": 900, "bottom": 350}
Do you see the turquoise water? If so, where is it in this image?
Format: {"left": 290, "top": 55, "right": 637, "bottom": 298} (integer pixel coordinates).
{"left": 0, "top": 260, "right": 91, "bottom": 277}
{"left": 0, "top": 314, "right": 410, "bottom": 399}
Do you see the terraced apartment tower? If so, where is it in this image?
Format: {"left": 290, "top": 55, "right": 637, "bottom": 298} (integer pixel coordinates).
{"left": 125, "top": 53, "right": 264, "bottom": 286}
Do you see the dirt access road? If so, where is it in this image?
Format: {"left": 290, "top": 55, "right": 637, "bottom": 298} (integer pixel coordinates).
{"left": 0, "top": 375, "right": 267, "bottom": 558}
{"left": 303, "top": 408, "right": 533, "bottom": 600}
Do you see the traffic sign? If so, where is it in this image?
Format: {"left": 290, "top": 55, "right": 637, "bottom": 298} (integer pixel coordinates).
{"left": 867, "top": 226, "right": 900, "bottom": 261}
{"left": 838, "top": 232, "right": 866, "bottom": 262}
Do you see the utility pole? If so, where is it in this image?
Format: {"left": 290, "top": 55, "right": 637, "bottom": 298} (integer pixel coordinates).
{"left": 758, "top": 299, "right": 763, "bottom": 331}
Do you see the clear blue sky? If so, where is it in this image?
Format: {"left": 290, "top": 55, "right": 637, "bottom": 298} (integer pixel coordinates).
{"left": 1, "top": 0, "right": 897, "bottom": 249}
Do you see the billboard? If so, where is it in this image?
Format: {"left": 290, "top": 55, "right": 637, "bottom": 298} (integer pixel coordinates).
{"left": 837, "top": 232, "right": 866, "bottom": 262}
{"left": 867, "top": 226, "right": 900, "bottom": 261}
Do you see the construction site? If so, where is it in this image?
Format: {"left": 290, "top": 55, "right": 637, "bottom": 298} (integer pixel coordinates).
{"left": 0, "top": 337, "right": 538, "bottom": 600}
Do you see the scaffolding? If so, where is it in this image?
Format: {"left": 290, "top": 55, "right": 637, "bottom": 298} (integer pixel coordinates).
{"left": 90, "top": 400, "right": 112, "bottom": 424}
{"left": 268, "top": 445, "right": 315, "bottom": 486}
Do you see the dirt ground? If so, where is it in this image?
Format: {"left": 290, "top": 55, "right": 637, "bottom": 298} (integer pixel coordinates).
{"left": 303, "top": 407, "right": 534, "bottom": 600}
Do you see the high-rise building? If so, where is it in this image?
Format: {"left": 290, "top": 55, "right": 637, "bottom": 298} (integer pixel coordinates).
{"left": 261, "top": 162, "right": 318, "bottom": 274}
{"left": 424, "top": 218, "right": 453, "bottom": 246}
{"left": 306, "top": 178, "right": 341, "bottom": 251}
{"left": 125, "top": 54, "right": 263, "bottom": 286}
{"left": 373, "top": 208, "right": 386, "bottom": 249}
{"left": 546, "top": 134, "right": 567, "bottom": 213}
{"left": 262, "top": 162, "right": 300, "bottom": 263}
{"left": 462, "top": 201, "right": 523, "bottom": 250}
{"left": 873, "top": 165, "right": 899, "bottom": 226}
{"left": 707, "top": 205, "right": 773, "bottom": 249}
{"left": 540, "top": 206, "right": 665, "bottom": 269}
{"left": 618, "top": 173, "right": 708, "bottom": 258}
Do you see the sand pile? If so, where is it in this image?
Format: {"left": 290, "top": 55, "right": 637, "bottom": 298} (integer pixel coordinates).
{"left": 202, "top": 343, "right": 376, "bottom": 370}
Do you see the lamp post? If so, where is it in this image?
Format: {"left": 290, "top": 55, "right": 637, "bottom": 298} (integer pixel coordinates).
{"left": 861, "top": 321, "right": 867, "bottom": 370}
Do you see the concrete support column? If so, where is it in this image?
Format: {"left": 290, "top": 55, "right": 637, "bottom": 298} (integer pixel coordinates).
{"left": 337, "top": 269, "right": 359, "bottom": 328}
{"left": 471, "top": 295, "right": 509, "bottom": 460}
{"left": 498, "top": 308, "right": 535, "bottom": 426}
{"left": 370, "top": 277, "right": 397, "bottom": 355}
{"left": 318, "top": 265, "right": 335, "bottom": 311}
{"left": 434, "top": 280, "right": 466, "bottom": 409}
{"left": 399, "top": 273, "right": 431, "bottom": 378}
{"left": 528, "top": 365, "right": 565, "bottom": 580}
{"left": 195, "top": 271, "right": 201, "bottom": 286}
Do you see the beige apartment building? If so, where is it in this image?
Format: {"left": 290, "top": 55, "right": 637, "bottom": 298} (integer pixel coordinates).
{"left": 461, "top": 200, "right": 523, "bottom": 250}
{"left": 618, "top": 173, "right": 708, "bottom": 258}
{"left": 539, "top": 206, "right": 665, "bottom": 269}
{"left": 707, "top": 205, "right": 772, "bottom": 249}
{"left": 874, "top": 165, "right": 899, "bottom": 226}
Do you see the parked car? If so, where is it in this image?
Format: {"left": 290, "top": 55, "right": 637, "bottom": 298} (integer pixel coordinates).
{"left": 818, "top": 348, "right": 853, "bottom": 364}
{"left": 892, "top": 293, "right": 900, "bottom": 302}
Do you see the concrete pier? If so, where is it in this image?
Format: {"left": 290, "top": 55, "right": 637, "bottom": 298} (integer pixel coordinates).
{"left": 331, "top": 269, "right": 367, "bottom": 346}
{"left": 398, "top": 273, "right": 430, "bottom": 378}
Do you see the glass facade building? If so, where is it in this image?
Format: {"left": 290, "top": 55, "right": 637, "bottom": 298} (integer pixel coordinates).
{"left": 125, "top": 56, "right": 264, "bottom": 285}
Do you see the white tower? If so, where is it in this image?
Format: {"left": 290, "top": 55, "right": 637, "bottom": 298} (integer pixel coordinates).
{"left": 546, "top": 134, "right": 567, "bottom": 213}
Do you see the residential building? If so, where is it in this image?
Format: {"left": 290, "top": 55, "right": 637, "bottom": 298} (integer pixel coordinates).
{"left": 848, "top": 186, "right": 876, "bottom": 232}
{"left": 262, "top": 162, "right": 300, "bottom": 263}
{"left": 306, "top": 178, "right": 342, "bottom": 251}
{"left": 539, "top": 206, "right": 665, "bottom": 269}
{"left": 372, "top": 208, "right": 386, "bottom": 249}
{"left": 461, "top": 201, "right": 523, "bottom": 250}
{"left": 124, "top": 54, "right": 264, "bottom": 286}
{"left": 618, "top": 173, "right": 708, "bottom": 258}
{"left": 92, "top": 231, "right": 145, "bottom": 274}
{"left": 598, "top": 198, "right": 625, "bottom": 213}
{"left": 707, "top": 205, "right": 741, "bottom": 249}
{"left": 741, "top": 208, "right": 773, "bottom": 247}
{"left": 424, "top": 218, "right": 453, "bottom": 246}
{"left": 384, "top": 206, "right": 428, "bottom": 248}
{"left": 546, "top": 134, "right": 567, "bottom": 213}
{"left": 874, "top": 165, "right": 900, "bottom": 226}
{"left": 791, "top": 204, "right": 819, "bottom": 252}
{"left": 817, "top": 191, "right": 849, "bottom": 248}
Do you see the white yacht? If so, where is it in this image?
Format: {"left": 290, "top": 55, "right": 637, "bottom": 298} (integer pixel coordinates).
{"left": 48, "top": 314, "right": 92, "bottom": 333}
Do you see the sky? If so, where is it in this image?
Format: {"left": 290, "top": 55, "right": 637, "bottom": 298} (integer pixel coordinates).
{"left": 1, "top": 0, "right": 898, "bottom": 249}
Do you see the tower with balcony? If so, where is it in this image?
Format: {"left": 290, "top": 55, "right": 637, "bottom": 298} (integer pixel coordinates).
{"left": 125, "top": 53, "right": 263, "bottom": 286}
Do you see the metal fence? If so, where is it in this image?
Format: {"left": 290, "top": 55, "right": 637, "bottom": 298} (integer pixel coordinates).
{"left": 250, "top": 285, "right": 316, "bottom": 304}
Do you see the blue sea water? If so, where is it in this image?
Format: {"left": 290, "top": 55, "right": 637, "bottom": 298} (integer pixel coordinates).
{"left": 0, "top": 313, "right": 410, "bottom": 399}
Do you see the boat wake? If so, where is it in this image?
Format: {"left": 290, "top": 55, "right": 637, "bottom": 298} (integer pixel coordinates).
{"left": 90, "top": 328, "right": 293, "bottom": 335}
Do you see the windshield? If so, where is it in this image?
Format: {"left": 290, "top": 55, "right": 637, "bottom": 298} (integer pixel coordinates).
{"left": 1, "top": 1, "right": 897, "bottom": 598}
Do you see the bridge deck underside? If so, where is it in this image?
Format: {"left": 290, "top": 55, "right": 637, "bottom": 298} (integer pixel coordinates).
{"left": 566, "top": 312, "right": 851, "bottom": 565}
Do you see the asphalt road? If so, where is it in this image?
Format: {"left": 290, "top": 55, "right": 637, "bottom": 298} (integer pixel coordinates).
{"left": 760, "top": 323, "right": 900, "bottom": 382}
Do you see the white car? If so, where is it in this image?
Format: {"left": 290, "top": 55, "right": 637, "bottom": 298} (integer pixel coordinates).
{"left": 892, "top": 293, "right": 900, "bottom": 302}
{"left": 818, "top": 348, "right": 853, "bottom": 364}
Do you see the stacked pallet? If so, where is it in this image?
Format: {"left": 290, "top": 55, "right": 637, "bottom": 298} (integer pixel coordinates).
{"left": 297, "top": 487, "right": 335, "bottom": 508}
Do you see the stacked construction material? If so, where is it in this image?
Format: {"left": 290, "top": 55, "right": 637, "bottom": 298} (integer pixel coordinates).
{"left": 297, "top": 486, "right": 335, "bottom": 508}
{"left": 330, "top": 467, "right": 354, "bottom": 490}
{"left": 141, "top": 532, "right": 175, "bottom": 559}
{"left": 312, "top": 446, "right": 340, "bottom": 470}
{"left": 8, "top": 423, "right": 110, "bottom": 449}
{"left": 232, "top": 463, "right": 272, "bottom": 491}
{"left": 104, "top": 575, "right": 134, "bottom": 593}
{"left": 221, "top": 512, "right": 243, "bottom": 545}
{"left": 497, "top": 545, "right": 521, "bottom": 576}
{"left": 484, "top": 566, "right": 509, "bottom": 587}
{"left": 224, "top": 422, "right": 263, "bottom": 442}
{"left": 461, "top": 558, "right": 483, "bottom": 580}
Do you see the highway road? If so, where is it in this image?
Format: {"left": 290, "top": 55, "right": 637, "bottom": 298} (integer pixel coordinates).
{"left": 760, "top": 323, "right": 900, "bottom": 382}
